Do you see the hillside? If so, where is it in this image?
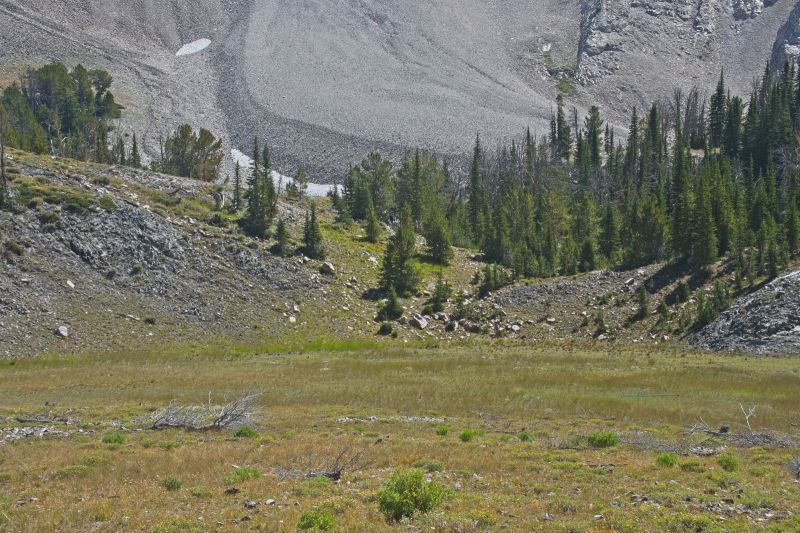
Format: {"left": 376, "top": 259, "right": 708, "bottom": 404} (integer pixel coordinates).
{"left": 0, "top": 149, "right": 794, "bottom": 357}
{"left": 1, "top": 0, "right": 798, "bottom": 179}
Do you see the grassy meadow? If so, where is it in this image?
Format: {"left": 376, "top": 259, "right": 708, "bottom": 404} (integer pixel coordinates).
{"left": 1, "top": 342, "right": 799, "bottom": 531}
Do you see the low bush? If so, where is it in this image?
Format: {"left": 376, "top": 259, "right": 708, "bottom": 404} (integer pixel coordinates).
{"left": 412, "top": 459, "right": 443, "bottom": 473}
{"left": 298, "top": 508, "right": 336, "bottom": 531}
{"left": 459, "top": 429, "right": 483, "bottom": 443}
{"left": 435, "top": 426, "right": 449, "bottom": 436}
{"left": 102, "top": 432, "right": 126, "bottom": 445}
{"left": 234, "top": 426, "right": 258, "bottom": 438}
{"left": 518, "top": 430, "right": 534, "bottom": 443}
{"left": 377, "top": 468, "right": 449, "bottom": 521}
{"left": 655, "top": 453, "right": 678, "bottom": 467}
{"left": 161, "top": 476, "right": 182, "bottom": 491}
{"left": 718, "top": 454, "right": 738, "bottom": 472}
{"left": 587, "top": 431, "right": 619, "bottom": 448}
{"left": 224, "top": 466, "right": 261, "bottom": 484}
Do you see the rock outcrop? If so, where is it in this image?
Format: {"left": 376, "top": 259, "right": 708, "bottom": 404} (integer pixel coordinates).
{"left": 1, "top": 1, "right": 797, "bottom": 181}
{"left": 692, "top": 270, "right": 800, "bottom": 355}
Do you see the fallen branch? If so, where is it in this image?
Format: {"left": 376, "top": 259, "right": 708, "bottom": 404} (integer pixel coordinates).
{"left": 148, "top": 392, "right": 260, "bottom": 431}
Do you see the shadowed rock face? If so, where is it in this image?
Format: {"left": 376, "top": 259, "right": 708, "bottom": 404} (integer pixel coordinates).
{"left": 1, "top": 0, "right": 798, "bottom": 180}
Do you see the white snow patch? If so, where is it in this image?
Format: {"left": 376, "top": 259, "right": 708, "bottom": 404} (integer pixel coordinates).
{"left": 176, "top": 38, "right": 211, "bottom": 57}
{"left": 230, "top": 149, "right": 334, "bottom": 198}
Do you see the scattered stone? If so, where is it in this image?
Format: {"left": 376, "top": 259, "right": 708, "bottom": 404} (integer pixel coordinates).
{"left": 244, "top": 500, "right": 257, "bottom": 509}
{"left": 55, "top": 326, "right": 69, "bottom": 338}
{"left": 409, "top": 315, "right": 428, "bottom": 329}
{"left": 320, "top": 262, "right": 336, "bottom": 275}
{"left": 66, "top": 280, "right": 75, "bottom": 289}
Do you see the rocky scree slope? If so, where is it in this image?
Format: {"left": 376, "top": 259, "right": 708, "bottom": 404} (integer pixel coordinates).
{"left": 0, "top": 151, "right": 319, "bottom": 357}
{"left": 1, "top": 0, "right": 798, "bottom": 181}
{"left": 693, "top": 269, "right": 800, "bottom": 355}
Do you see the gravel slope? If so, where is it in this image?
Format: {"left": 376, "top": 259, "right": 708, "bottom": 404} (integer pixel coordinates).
{"left": 1, "top": 0, "right": 798, "bottom": 181}
{"left": 693, "top": 270, "right": 800, "bottom": 355}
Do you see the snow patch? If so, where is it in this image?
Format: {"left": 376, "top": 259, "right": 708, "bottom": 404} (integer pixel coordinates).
{"left": 176, "top": 38, "right": 211, "bottom": 57}
{"left": 230, "top": 149, "right": 333, "bottom": 198}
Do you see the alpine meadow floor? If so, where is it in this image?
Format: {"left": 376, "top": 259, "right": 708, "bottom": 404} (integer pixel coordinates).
{"left": 1, "top": 342, "right": 799, "bottom": 531}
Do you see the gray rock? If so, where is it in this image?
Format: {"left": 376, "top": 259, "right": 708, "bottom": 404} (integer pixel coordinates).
{"left": 692, "top": 269, "right": 800, "bottom": 355}
{"left": 320, "top": 262, "right": 336, "bottom": 276}
{"left": 410, "top": 315, "right": 428, "bottom": 330}
{"left": 56, "top": 326, "right": 69, "bottom": 338}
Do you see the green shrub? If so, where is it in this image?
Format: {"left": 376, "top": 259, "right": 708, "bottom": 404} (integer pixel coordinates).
{"left": 55, "top": 464, "right": 93, "bottom": 479}
{"left": 435, "top": 426, "right": 449, "bottom": 436}
{"left": 377, "top": 468, "right": 449, "bottom": 522}
{"left": 102, "top": 432, "right": 126, "bottom": 445}
{"left": 718, "top": 454, "right": 738, "bottom": 472}
{"left": 297, "top": 508, "right": 336, "bottom": 531}
{"left": 655, "top": 453, "right": 678, "bottom": 467}
{"left": 98, "top": 196, "right": 117, "bottom": 211}
{"left": 4, "top": 239, "right": 24, "bottom": 256}
{"left": 518, "top": 430, "right": 534, "bottom": 443}
{"left": 234, "top": 426, "right": 258, "bottom": 438}
{"left": 223, "top": 466, "right": 261, "bottom": 484}
{"left": 459, "top": 429, "right": 483, "bottom": 442}
{"left": 38, "top": 211, "right": 60, "bottom": 225}
{"left": 161, "top": 476, "right": 183, "bottom": 491}
{"left": 377, "top": 322, "right": 393, "bottom": 336}
{"left": 680, "top": 460, "right": 705, "bottom": 473}
{"left": 587, "top": 431, "right": 619, "bottom": 448}
{"left": 189, "top": 485, "right": 214, "bottom": 498}
{"left": 412, "top": 459, "right": 443, "bottom": 473}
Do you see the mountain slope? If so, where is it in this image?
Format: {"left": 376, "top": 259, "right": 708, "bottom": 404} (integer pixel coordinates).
{"left": 0, "top": 1, "right": 798, "bottom": 180}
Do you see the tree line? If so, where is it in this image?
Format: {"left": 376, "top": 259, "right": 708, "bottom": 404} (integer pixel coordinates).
{"left": 0, "top": 62, "right": 224, "bottom": 182}
{"left": 328, "top": 62, "right": 800, "bottom": 297}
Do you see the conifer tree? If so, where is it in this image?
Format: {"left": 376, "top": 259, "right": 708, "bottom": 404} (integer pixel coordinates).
{"left": 709, "top": 70, "right": 727, "bottom": 148}
{"left": 242, "top": 138, "right": 268, "bottom": 237}
{"left": 232, "top": 161, "right": 242, "bottom": 212}
{"left": 302, "top": 202, "right": 325, "bottom": 259}
{"left": 365, "top": 195, "right": 382, "bottom": 243}
{"left": 599, "top": 203, "right": 620, "bottom": 262}
{"left": 0, "top": 107, "right": 7, "bottom": 209}
{"left": 273, "top": 218, "right": 290, "bottom": 257}
{"left": 692, "top": 168, "right": 718, "bottom": 271}
{"left": 424, "top": 204, "right": 453, "bottom": 265}
{"left": 381, "top": 205, "right": 420, "bottom": 296}
{"left": 129, "top": 133, "right": 141, "bottom": 168}
{"left": 468, "top": 133, "right": 486, "bottom": 244}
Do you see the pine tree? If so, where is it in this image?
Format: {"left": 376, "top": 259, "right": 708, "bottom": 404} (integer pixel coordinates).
{"left": 424, "top": 205, "right": 453, "bottom": 265}
{"left": 232, "top": 161, "right": 242, "bottom": 212}
{"left": 599, "top": 203, "right": 620, "bottom": 263}
{"left": 468, "top": 133, "right": 486, "bottom": 244}
{"left": 242, "top": 137, "right": 268, "bottom": 238}
{"left": 273, "top": 218, "right": 290, "bottom": 257}
{"left": 129, "top": 133, "right": 141, "bottom": 168}
{"left": 365, "top": 195, "right": 382, "bottom": 243}
{"left": 0, "top": 108, "right": 7, "bottom": 209}
{"left": 556, "top": 94, "right": 571, "bottom": 161}
{"left": 786, "top": 199, "right": 799, "bottom": 257}
{"left": 692, "top": 168, "right": 718, "bottom": 271}
{"left": 295, "top": 167, "right": 308, "bottom": 199}
{"left": 302, "top": 202, "right": 325, "bottom": 259}
{"left": 709, "top": 70, "right": 727, "bottom": 148}
{"left": 381, "top": 205, "right": 420, "bottom": 296}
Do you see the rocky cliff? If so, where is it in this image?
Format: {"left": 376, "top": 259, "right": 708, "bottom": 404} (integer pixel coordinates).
{"left": 0, "top": 0, "right": 798, "bottom": 180}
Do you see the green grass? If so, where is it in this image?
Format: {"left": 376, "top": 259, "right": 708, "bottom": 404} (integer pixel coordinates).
{"left": 1, "top": 343, "right": 799, "bottom": 531}
{"left": 223, "top": 466, "right": 261, "bottom": 484}
{"left": 587, "top": 431, "right": 619, "bottom": 449}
